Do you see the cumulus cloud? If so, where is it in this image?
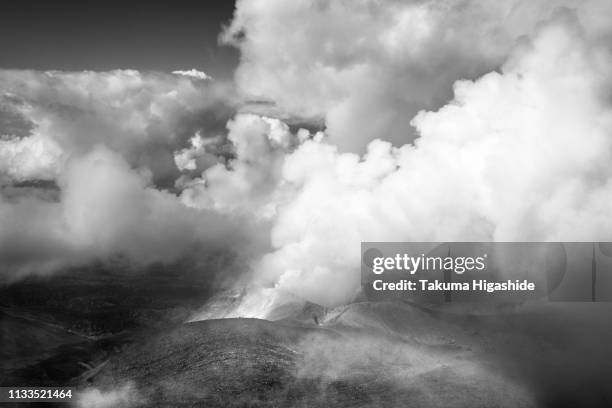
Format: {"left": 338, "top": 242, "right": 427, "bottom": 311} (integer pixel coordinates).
{"left": 178, "top": 113, "right": 316, "bottom": 216}
{"left": 0, "top": 69, "right": 264, "bottom": 281}
{"left": 223, "top": 0, "right": 612, "bottom": 152}
{"left": 172, "top": 69, "right": 212, "bottom": 80}
{"left": 0, "top": 69, "right": 234, "bottom": 185}
{"left": 0, "top": 134, "right": 62, "bottom": 182}
{"left": 3, "top": 1, "right": 612, "bottom": 316}
{"left": 173, "top": 132, "right": 224, "bottom": 172}
{"left": 232, "top": 10, "right": 612, "bottom": 308}
{"left": 0, "top": 145, "right": 255, "bottom": 280}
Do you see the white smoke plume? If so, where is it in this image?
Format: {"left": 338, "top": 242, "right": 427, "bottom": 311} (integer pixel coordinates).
{"left": 223, "top": 0, "right": 612, "bottom": 152}
{"left": 222, "top": 6, "right": 612, "bottom": 309}
{"left": 3, "top": 1, "right": 612, "bottom": 316}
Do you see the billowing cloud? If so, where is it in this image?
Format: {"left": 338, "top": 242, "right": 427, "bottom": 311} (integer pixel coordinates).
{"left": 174, "top": 133, "right": 218, "bottom": 172}
{"left": 0, "top": 134, "right": 62, "bottom": 182}
{"left": 178, "top": 113, "right": 317, "bottom": 216}
{"left": 172, "top": 69, "right": 212, "bottom": 80}
{"left": 0, "top": 69, "right": 255, "bottom": 281}
{"left": 0, "top": 145, "right": 255, "bottom": 281}
{"left": 235, "top": 11, "right": 612, "bottom": 307}
{"left": 0, "top": 69, "right": 234, "bottom": 185}
{"left": 3, "top": 1, "right": 612, "bottom": 316}
{"left": 223, "top": 0, "right": 612, "bottom": 152}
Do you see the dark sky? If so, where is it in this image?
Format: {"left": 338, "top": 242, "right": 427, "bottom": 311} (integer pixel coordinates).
{"left": 0, "top": 0, "right": 239, "bottom": 79}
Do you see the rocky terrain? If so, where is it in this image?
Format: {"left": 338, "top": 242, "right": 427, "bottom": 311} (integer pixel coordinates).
{"left": 0, "top": 262, "right": 214, "bottom": 389}
{"left": 4, "top": 269, "right": 612, "bottom": 408}
{"left": 80, "top": 301, "right": 612, "bottom": 407}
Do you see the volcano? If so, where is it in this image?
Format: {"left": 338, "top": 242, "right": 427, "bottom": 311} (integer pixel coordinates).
{"left": 75, "top": 300, "right": 612, "bottom": 408}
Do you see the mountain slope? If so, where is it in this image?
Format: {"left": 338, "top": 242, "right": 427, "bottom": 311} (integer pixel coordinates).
{"left": 83, "top": 302, "right": 542, "bottom": 408}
